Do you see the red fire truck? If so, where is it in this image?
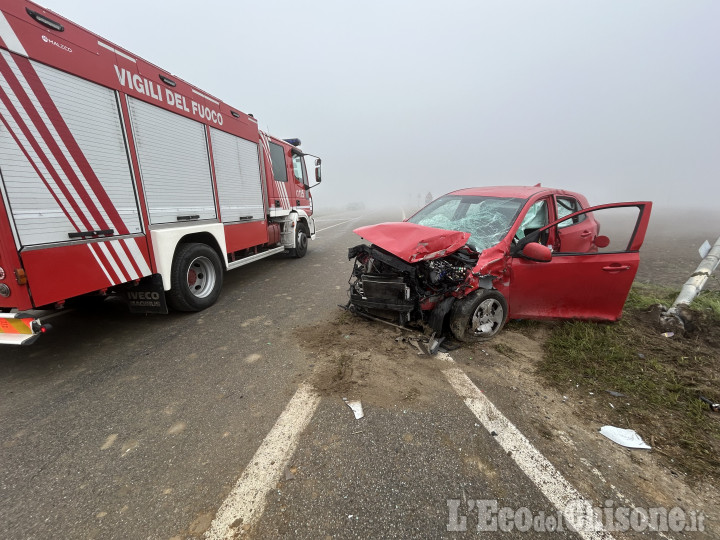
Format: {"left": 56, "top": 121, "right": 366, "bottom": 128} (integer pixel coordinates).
{"left": 0, "top": 2, "right": 322, "bottom": 344}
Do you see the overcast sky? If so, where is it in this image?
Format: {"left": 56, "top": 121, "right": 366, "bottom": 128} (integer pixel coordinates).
{"left": 40, "top": 0, "right": 719, "bottom": 211}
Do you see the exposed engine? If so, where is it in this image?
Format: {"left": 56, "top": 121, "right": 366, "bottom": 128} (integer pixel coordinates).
{"left": 347, "top": 244, "right": 479, "bottom": 330}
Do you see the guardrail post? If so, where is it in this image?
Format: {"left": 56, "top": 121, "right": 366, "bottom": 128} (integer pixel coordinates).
{"left": 660, "top": 236, "right": 720, "bottom": 333}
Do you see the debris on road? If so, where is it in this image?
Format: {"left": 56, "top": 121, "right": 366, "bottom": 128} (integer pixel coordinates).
{"left": 599, "top": 426, "right": 651, "bottom": 449}
{"left": 426, "top": 333, "right": 445, "bottom": 355}
{"left": 394, "top": 333, "right": 447, "bottom": 356}
{"left": 408, "top": 338, "right": 425, "bottom": 355}
{"left": 343, "top": 397, "right": 365, "bottom": 419}
{"left": 394, "top": 335, "right": 425, "bottom": 355}
{"left": 606, "top": 390, "right": 627, "bottom": 398}
{"left": 661, "top": 331, "right": 675, "bottom": 338}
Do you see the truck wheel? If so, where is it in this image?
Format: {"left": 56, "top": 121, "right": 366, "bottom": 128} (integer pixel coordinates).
{"left": 291, "top": 222, "right": 309, "bottom": 258}
{"left": 167, "top": 243, "right": 223, "bottom": 312}
{"left": 449, "top": 289, "right": 507, "bottom": 342}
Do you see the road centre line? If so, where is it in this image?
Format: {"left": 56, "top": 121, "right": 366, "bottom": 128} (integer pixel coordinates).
{"left": 440, "top": 353, "right": 614, "bottom": 539}
{"left": 205, "top": 384, "right": 321, "bottom": 539}
{"left": 315, "top": 217, "right": 360, "bottom": 233}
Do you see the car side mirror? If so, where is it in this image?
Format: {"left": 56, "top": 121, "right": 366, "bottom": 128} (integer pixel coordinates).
{"left": 521, "top": 242, "right": 552, "bottom": 262}
{"left": 594, "top": 235, "right": 610, "bottom": 248}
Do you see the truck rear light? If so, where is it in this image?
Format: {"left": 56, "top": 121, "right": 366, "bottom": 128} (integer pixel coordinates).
{"left": 0, "top": 284, "right": 10, "bottom": 297}
{"left": 31, "top": 321, "right": 53, "bottom": 334}
{"left": 15, "top": 268, "right": 27, "bottom": 285}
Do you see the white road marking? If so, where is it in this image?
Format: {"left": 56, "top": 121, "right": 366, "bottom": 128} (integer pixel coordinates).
{"left": 441, "top": 355, "right": 614, "bottom": 539}
{"left": 205, "top": 384, "right": 321, "bottom": 539}
{"left": 315, "top": 218, "right": 360, "bottom": 233}
{"left": 206, "top": 353, "right": 618, "bottom": 537}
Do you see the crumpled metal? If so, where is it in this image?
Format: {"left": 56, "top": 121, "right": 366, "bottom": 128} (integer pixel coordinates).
{"left": 353, "top": 222, "right": 470, "bottom": 263}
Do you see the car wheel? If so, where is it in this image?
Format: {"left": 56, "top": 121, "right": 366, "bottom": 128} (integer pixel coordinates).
{"left": 450, "top": 289, "right": 508, "bottom": 342}
{"left": 167, "top": 243, "right": 224, "bottom": 312}
{"left": 291, "top": 222, "right": 309, "bottom": 258}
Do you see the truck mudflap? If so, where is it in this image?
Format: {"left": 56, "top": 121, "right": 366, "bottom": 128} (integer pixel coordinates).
{"left": 121, "top": 274, "right": 168, "bottom": 314}
{"left": 0, "top": 312, "right": 53, "bottom": 346}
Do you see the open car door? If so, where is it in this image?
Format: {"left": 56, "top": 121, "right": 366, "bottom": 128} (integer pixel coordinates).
{"left": 507, "top": 202, "right": 652, "bottom": 321}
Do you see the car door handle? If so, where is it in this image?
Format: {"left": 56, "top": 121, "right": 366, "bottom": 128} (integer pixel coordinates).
{"left": 580, "top": 231, "right": 592, "bottom": 238}
{"left": 602, "top": 265, "right": 631, "bottom": 272}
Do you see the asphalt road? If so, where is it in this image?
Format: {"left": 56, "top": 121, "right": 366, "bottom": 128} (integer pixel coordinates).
{"left": 0, "top": 206, "right": 714, "bottom": 539}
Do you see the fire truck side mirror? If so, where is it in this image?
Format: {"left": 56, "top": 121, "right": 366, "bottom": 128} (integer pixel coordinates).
{"left": 314, "top": 158, "right": 322, "bottom": 184}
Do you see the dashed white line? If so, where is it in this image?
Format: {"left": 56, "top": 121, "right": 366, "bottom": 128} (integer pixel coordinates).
{"left": 315, "top": 217, "right": 360, "bottom": 233}
{"left": 205, "top": 384, "right": 321, "bottom": 539}
{"left": 440, "top": 354, "right": 614, "bottom": 539}
{"left": 206, "top": 353, "right": 619, "bottom": 538}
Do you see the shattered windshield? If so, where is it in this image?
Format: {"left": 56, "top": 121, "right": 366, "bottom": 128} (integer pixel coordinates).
{"left": 407, "top": 195, "right": 524, "bottom": 252}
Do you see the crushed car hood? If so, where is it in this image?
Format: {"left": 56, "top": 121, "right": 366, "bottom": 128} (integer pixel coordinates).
{"left": 353, "top": 222, "right": 471, "bottom": 263}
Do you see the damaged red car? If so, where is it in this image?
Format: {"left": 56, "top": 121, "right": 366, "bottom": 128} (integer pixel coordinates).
{"left": 347, "top": 186, "right": 652, "bottom": 341}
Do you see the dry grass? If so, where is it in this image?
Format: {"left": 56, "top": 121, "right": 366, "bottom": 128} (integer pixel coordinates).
{"left": 536, "top": 284, "right": 720, "bottom": 480}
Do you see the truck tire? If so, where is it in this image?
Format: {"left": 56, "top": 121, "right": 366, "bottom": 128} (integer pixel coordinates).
{"left": 291, "top": 222, "right": 309, "bottom": 258}
{"left": 449, "top": 289, "right": 507, "bottom": 342}
{"left": 167, "top": 243, "right": 223, "bottom": 312}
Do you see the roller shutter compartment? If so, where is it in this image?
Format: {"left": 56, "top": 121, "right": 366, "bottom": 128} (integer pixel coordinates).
{"left": 210, "top": 127, "right": 264, "bottom": 223}
{"left": 127, "top": 97, "right": 216, "bottom": 225}
{"left": 0, "top": 58, "right": 141, "bottom": 246}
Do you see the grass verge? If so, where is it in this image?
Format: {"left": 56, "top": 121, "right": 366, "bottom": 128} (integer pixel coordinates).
{"left": 691, "top": 289, "right": 720, "bottom": 322}
{"left": 536, "top": 284, "right": 720, "bottom": 480}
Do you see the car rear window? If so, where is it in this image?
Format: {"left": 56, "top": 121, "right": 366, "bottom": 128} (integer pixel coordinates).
{"left": 556, "top": 196, "right": 585, "bottom": 227}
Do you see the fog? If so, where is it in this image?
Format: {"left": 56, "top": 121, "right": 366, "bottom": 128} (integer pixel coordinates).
{"left": 41, "top": 0, "right": 719, "bottom": 212}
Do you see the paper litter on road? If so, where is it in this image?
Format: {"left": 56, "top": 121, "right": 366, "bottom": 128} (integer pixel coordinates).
{"left": 599, "top": 426, "right": 651, "bottom": 449}
{"left": 342, "top": 397, "right": 365, "bottom": 419}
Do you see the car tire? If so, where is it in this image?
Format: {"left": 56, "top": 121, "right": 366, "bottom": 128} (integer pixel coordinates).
{"left": 167, "top": 243, "right": 224, "bottom": 312}
{"left": 449, "top": 289, "right": 508, "bottom": 342}
{"left": 291, "top": 222, "right": 309, "bottom": 258}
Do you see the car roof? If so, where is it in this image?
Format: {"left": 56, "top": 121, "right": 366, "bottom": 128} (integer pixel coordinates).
{"left": 448, "top": 186, "right": 554, "bottom": 198}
